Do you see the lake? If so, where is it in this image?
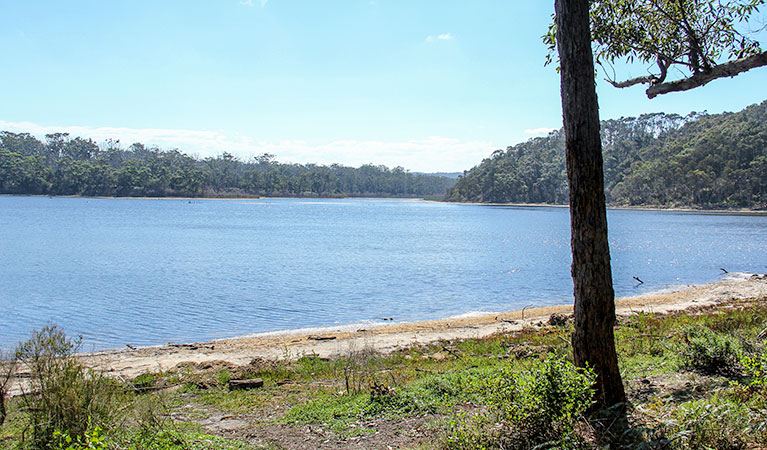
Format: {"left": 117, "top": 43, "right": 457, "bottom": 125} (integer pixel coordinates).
{"left": 1, "top": 196, "right": 766, "bottom": 350}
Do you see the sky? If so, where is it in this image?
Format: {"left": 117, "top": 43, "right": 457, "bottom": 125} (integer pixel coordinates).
{"left": 1, "top": 1, "right": 766, "bottom": 173}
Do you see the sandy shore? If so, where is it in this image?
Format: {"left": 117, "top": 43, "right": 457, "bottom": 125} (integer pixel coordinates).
{"left": 76, "top": 275, "right": 767, "bottom": 380}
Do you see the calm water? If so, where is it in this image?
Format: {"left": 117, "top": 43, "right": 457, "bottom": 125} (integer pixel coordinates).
{"left": 1, "top": 196, "right": 766, "bottom": 349}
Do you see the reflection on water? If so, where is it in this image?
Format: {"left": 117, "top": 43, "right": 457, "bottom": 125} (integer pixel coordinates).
{"left": 1, "top": 196, "right": 765, "bottom": 349}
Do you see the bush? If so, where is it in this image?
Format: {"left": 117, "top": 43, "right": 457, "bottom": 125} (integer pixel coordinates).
{"left": 740, "top": 349, "right": 767, "bottom": 388}
{"left": 444, "top": 355, "right": 595, "bottom": 450}
{"left": 16, "top": 326, "right": 118, "bottom": 450}
{"left": 680, "top": 327, "right": 742, "bottom": 376}
{"left": 0, "top": 348, "right": 17, "bottom": 426}
{"left": 669, "top": 398, "right": 758, "bottom": 450}
{"left": 732, "top": 349, "right": 767, "bottom": 409}
{"left": 54, "top": 425, "right": 107, "bottom": 450}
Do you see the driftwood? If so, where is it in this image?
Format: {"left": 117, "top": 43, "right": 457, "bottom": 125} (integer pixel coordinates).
{"left": 167, "top": 343, "right": 214, "bottom": 350}
{"left": 307, "top": 335, "right": 336, "bottom": 341}
{"left": 757, "top": 327, "right": 767, "bottom": 341}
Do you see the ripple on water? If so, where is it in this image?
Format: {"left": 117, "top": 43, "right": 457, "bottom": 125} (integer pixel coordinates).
{"left": 1, "top": 197, "right": 766, "bottom": 349}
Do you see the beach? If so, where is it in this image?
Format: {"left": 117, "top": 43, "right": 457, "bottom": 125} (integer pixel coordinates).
{"left": 83, "top": 274, "right": 767, "bottom": 380}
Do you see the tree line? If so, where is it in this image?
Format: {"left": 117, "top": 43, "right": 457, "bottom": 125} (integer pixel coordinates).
{"left": 446, "top": 100, "right": 767, "bottom": 209}
{"left": 0, "top": 133, "right": 456, "bottom": 198}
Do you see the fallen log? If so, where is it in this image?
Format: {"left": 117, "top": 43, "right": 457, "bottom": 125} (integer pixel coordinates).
{"left": 228, "top": 378, "right": 264, "bottom": 391}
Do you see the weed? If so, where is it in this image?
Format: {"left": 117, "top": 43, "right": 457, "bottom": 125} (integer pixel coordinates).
{"left": 669, "top": 397, "right": 760, "bottom": 449}
{"left": 15, "top": 326, "right": 118, "bottom": 450}
{"left": 131, "top": 371, "right": 166, "bottom": 392}
{"left": 443, "top": 411, "right": 498, "bottom": 450}
{"left": 0, "top": 348, "right": 17, "bottom": 426}
{"left": 54, "top": 424, "right": 107, "bottom": 450}
{"left": 740, "top": 349, "right": 767, "bottom": 387}
{"left": 444, "top": 355, "right": 595, "bottom": 450}
{"left": 680, "top": 327, "right": 743, "bottom": 377}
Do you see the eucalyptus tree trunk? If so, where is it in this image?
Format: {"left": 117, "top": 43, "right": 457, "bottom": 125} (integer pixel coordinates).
{"left": 554, "top": 0, "right": 626, "bottom": 408}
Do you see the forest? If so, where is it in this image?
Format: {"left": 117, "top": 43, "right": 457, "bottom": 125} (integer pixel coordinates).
{"left": 446, "top": 100, "right": 767, "bottom": 209}
{"left": 0, "top": 134, "right": 456, "bottom": 198}
{"left": 3, "top": 100, "right": 766, "bottom": 205}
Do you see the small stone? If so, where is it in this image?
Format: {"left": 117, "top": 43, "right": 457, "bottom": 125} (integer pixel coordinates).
{"left": 548, "top": 313, "right": 570, "bottom": 326}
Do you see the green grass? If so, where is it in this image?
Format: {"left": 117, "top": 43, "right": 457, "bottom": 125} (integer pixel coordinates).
{"left": 3, "top": 296, "right": 767, "bottom": 449}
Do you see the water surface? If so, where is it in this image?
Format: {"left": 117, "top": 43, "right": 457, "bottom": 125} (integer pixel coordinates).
{"left": 1, "top": 196, "right": 765, "bottom": 349}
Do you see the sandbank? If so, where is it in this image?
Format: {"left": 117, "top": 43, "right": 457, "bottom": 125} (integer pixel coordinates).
{"left": 81, "top": 275, "right": 767, "bottom": 380}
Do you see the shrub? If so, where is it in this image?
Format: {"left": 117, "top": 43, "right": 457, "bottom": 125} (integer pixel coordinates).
{"left": 740, "top": 349, "right": 767, "bottom": 388}
{"left": 732, "top": 349, "right": 767, "bottom": 409}
{"left": 680, "top": 327, "right": 742, "bottom": 376}
{"left": 0, "top": 348, "right": 17, "bottom": 426}
{"left": 16, "top": 326, "right": 118, "bottom": 450}
{"left": 444, "top": 355, "right": 595, "bottom": 450}
{"left": 670, "top": 398, "right": 758, "bottom": 450}
{"left": 54, "top": 425, "right": 107, "bottom": 450}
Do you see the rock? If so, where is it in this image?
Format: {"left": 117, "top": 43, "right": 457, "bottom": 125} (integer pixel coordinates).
{"left": 217, "top": 417, "right": 249, "bottom": 431}
{"left": 228, "top": 378, "right": 264, "bottom": 391}
{"left": 430, "top": 351, "right": 448, "bottom": 361}
{"left": 548, "top": 313, "right": 571, "bottom": 326}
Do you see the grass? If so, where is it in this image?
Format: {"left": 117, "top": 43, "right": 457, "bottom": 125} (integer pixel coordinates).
{"left": 2, "top": 296, "right": 766, "bottom": 449}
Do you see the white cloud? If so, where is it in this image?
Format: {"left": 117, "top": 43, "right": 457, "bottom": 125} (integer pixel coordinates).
{"left": 425, "top": 33, "right": 453, "bottom": 43}
{"left": 523, "top": 127, "right": 558, "bottom": 136}
{"left": 239, "top": 0, "right": 268, "bottom": 7}
{"left": 0, "top": 120, "right": 494, "bottom": 172}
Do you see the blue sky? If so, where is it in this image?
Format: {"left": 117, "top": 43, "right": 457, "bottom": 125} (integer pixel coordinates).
{"left": 1, "top": 1, "right": 765, "bottom": 172}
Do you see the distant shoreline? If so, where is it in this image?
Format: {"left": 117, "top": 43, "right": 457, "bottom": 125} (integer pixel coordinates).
{"left": 431, "top": 198, "right": 767, "bottom": 214}
{"left": 3, "top": 194, "right": 767, "bottom": 214}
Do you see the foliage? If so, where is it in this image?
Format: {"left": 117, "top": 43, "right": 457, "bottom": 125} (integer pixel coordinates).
{"left": 446, "top": 100, "right": 767, "bottom": 209}
{"left": 0, "top": 132, "right": 456, "bottom": 198}
{"left": 0, "top": 348, "right": 17, "bottom": 426}
{"left": 588, "top": 0, "right": 765, "bottom": 69}
{"left": 544, "top": 0, "right": 767, "bottom": 96}
{"left": 15, "top": 326, "right": 118, "bottom": 450}
{"left": 4, "top": 300, "right": 767, "bottom": 449}
{"left": 444, "top": 356, "right": 595, "bottom": 450}
{"left": 740, "top": 349, "right": 767, "bottom": 388}
{"left": 680, "top": 326, "right": 743, "bottom": 376}
{"left": 54, "top": 425, "right": 106, "bottom": 450}
{"left": 668, "top": 397, "right": 760, "bottom": 449}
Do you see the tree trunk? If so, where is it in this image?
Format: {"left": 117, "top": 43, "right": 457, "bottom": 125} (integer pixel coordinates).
{"left": 554, "top": 0, "right": 626, "bottom": 408}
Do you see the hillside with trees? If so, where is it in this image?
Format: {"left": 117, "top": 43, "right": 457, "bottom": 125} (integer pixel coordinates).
{"left": 446, "top": 100, "right": 767, "bottom": 209}
{"left": 0, "top": 133, "right": 456, "bottom": 198}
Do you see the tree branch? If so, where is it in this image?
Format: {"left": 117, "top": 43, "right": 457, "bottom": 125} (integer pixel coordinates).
{"left": 606, "top": 75, "right": 656, "bottom": 88}
{"left": 605, "top": 56, "right": 671, "bottom": 88}
{"left": 646, "top": 50, "right": 767, "bottom": 97}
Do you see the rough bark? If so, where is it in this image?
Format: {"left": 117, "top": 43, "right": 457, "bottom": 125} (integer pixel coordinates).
{"left": 555, "top": 0, "right": 627, "bottom": 408}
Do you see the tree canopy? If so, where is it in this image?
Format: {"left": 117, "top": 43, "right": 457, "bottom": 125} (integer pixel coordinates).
{"left": 446, "top": 100, "right": 767, "bottom": 209}
{"left": 545, "top": 0, "right": 767, "bottom": 97}
{"left": 0, "top": 132, "right": 456, "bottom": 199}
